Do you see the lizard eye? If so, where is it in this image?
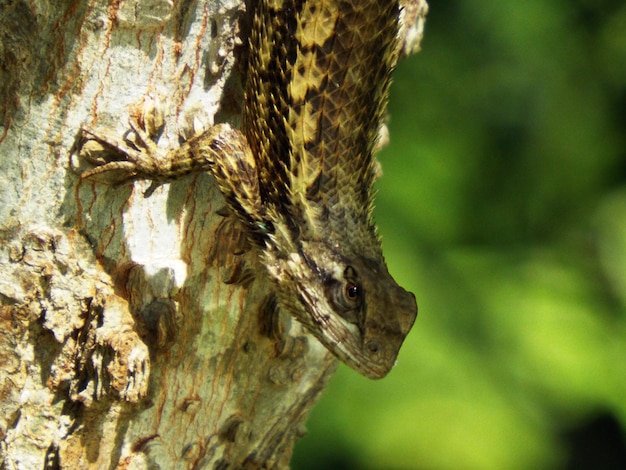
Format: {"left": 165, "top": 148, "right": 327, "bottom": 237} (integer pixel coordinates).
{"left": 345, "top": 282, "right": 360, "bottom": 302}
{"left": 324, "top": 266, "right": 363, "bottom": 323}
{"left": 327, "top": 280, "right": 361, "bottom": 324}
{"left": 342, "top": 266, "right": 361, "bottom": 305}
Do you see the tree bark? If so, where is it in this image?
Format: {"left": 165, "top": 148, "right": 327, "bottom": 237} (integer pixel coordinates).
{"left": 0, "top": 0, "right": 427, "bottom": 468}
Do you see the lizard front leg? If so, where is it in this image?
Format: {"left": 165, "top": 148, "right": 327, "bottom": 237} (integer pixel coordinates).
{"left": 77, "top": 119, "right": 266, "bottom": 234}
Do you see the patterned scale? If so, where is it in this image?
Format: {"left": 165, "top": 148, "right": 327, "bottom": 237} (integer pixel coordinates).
{"left": 243, "top": 0, "right": 399, "bottom": 261}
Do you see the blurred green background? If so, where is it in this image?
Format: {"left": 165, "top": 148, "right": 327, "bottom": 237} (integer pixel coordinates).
{"left": 292, "top": 0, "right": 626, "bottom": 468}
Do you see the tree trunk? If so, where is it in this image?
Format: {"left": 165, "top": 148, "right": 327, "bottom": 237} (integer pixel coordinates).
{"left": 0, "top": 0, "right": 427, "bottom": 468}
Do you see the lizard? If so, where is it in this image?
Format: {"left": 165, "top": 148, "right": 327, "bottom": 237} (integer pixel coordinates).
{"left": 78, "top": 0, "right": 418, "bottom": 379}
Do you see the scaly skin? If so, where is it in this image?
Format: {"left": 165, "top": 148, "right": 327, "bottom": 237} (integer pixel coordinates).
{"left": 79, "top": 0, "right": 418, "bottom": 379}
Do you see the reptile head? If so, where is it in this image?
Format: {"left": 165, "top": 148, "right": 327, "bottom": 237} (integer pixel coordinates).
{"left": 265, "top": 239, "right": 417, "bottom": 379}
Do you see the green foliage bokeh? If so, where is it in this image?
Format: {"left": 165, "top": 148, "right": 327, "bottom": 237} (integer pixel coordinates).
{"left": 293, "top": 0, "right": 626, "bottom": 468}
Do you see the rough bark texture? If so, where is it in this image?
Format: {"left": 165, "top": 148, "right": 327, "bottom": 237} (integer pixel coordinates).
{"left": 0, "top": 0, "right": 427, "bottom": 468}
